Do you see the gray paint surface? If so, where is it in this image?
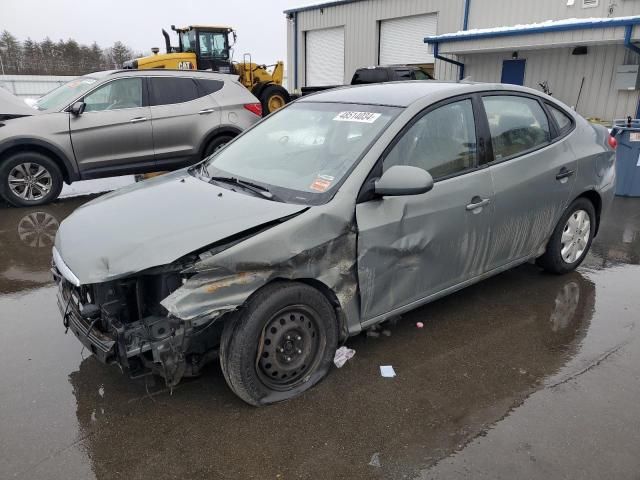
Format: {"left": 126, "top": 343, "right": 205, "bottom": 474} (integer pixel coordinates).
{"left": 53, "top": 83, "right": 616, "bottom": 368}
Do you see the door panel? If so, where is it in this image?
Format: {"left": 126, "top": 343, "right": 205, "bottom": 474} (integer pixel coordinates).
{"left": 357, "top": 169, "right": 495, "bottom": 321}
{"left": 483, "top": 95, "right": 578, "bottom": 269}
{"left": 148, "top": 77, "right": 221, "bottom": 169}
{"left": 70, "top": 77, "right": 153, "bottom": 174}
{"left": 356, "top": 98, "right": 494, "bottom": 321}
{"left": 306, "top": 27, "right": 344, "bottom": 86}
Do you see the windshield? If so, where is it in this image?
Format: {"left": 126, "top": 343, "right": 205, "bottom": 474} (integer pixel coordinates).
{"left": 203, "top": 102, "right": 399, "bottom": 205}
{"left": 34, "top": 76, "right": 100, "bottom": 111}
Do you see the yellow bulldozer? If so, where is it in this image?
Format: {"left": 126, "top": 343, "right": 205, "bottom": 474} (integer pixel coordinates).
{"left": 123, "top": 25, "right": 290, "bottom": 115}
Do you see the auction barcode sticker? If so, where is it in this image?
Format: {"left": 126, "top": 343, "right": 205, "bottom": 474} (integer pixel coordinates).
{"left": 333, "top": 111, "right": 381, "bottom": 123}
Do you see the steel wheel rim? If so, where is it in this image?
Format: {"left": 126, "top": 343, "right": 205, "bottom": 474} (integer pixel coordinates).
{"left": 256, "top": 305, "right": 325, "bottom": 390}
{"left": 17, "top": 212, "right": 60, "bottom": 248}
{"left": 8, "top": 162, "right": 53, "bottom": 201}
{"left": 267, "top": 94, "right": 285, "bottom": 112}
{"left": 560, "top": 209, "right": 591, "bottom": 264}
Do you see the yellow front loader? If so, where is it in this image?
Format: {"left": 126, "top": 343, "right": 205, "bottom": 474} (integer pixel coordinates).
{"left": 124, "top": 25, "right": 289, "bottom": 115}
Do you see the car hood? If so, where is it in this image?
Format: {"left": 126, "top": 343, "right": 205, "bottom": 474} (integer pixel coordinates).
{"left": 54, "top": 171, "right": 308, "bottom": 284}
{"left": 0, "top": 87, "right": 37, "bottom": 117}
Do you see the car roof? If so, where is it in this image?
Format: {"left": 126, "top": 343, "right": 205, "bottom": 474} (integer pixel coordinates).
{"left": 299, "top": 81, "right": 549, "bottom": 108}
{"left": 84, "top": 69, "right": 236, "bottom": 81}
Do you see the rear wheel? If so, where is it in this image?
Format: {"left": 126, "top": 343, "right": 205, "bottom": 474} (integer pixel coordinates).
{"left": 203, "top": 134, "right": 234, "bottom": 158}
{"left": 259, "top": 84, "right": 290, "bottom": 116}
{"left": 219, "top": 282, "right": 339, "bottom": 406}
{"left": 537, "top": 198, "right": 596, "bottom": 274}
{"left": 0, "top": 152, "right": 63, "bottom": 207}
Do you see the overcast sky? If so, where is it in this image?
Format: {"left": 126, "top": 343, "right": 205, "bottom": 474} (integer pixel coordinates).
{"left": 1, "top": 0, "right": 314, "bottom": 62}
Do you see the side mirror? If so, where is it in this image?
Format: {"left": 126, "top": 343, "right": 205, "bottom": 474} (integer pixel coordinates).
{"left": 69, "top": 101, "right": 86, "bottom": 116}
{"left": 374, "top": 165, "right": 434, "bottom": 197}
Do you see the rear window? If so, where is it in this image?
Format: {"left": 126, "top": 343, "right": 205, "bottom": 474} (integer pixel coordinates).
{"left": 352, "top": 69, "right": 388, "bottom": 84}
{"left": 149, "top": 77, "right": 199, "bottom": 106}
{"left": 197, "top": 79, "right": 224, "bottom": 96}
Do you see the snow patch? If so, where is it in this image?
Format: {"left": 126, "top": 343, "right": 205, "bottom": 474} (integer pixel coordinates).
{"left": 426, "top": 15, "right": 640, "bottom": 42}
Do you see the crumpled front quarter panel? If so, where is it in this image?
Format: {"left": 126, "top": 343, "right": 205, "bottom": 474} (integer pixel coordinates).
{"left": 161, "top": 203, "right": 361, "bottom": 333}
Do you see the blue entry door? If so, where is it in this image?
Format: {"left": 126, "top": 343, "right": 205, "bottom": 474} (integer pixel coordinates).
{"left": 501, "top": 59, "right": 526, "bottom": 85}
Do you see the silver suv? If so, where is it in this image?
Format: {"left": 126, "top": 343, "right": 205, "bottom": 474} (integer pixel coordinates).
{"left": 0, "top": 70, "right": 262, "bottom": 206}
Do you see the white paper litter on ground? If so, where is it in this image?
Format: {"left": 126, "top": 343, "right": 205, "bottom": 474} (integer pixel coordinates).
{"left": 380, "top": 365, "right": 396, "bottom": 378}
{"left": 333, "top": 346, "right": 355, "bottom": 368}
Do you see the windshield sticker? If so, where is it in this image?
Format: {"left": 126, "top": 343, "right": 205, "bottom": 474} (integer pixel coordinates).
{"left": 310, "top": 177, "right": 333, "bottom": 192}
{"left": 333, "top": 111, "right": 381, "bottom": 123}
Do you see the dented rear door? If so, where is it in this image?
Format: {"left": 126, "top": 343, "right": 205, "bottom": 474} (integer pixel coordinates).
{"left": 480, "top": 94, "right": 578, "bottom": 269}
{"left": 356, "top": 97, "right": 495, "bottom": 322}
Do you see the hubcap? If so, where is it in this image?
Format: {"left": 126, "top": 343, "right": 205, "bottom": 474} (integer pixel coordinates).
{"left": 8, "top": 162, "right": 53, "bottom": 201}
{"left": 267, "top": 94, "right": 285, "bottom": 113}
{"left": 257, "top": 305, "right": 323, "bottom": 390}
{"left": 560, "top": 209, "right": 591, "bottom": 264}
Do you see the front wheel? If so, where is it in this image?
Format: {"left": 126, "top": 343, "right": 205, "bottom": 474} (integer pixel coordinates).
{"left": 537, "top": 198, "right": 596, "bottom": 274}
{"left": 219, "top": 282, "right": 339, "bottom": 406}
{"left": 0, "top": 152, "right": 63, "bottom": 207}
{"left": 203, "top": 134, "right": 234, "bottom": 159}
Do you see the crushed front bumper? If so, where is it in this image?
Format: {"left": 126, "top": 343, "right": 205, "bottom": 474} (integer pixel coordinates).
{"left": 55, "top": 272, "right": 117, "bottom": 364}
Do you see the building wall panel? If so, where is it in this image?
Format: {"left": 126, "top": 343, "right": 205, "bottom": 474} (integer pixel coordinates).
{"left": 462, "top": 44, "right": 640, "bottom": 120}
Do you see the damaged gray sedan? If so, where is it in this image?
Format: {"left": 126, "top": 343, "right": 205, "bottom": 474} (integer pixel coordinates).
{"left": 52, "top": 82, "right": 616, "bottom": 405}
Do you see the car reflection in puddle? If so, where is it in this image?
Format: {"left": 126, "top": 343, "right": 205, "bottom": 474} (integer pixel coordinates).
{"left": 67, "top": 266, "right": 595, "bottom": 479}
{"left": 0, "top": 198, "right": 89, "bottom": 294}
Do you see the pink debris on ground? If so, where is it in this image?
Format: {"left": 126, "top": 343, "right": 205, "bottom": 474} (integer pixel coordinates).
{"left": 416, "top": 322, "right": 424, "bottom": 328}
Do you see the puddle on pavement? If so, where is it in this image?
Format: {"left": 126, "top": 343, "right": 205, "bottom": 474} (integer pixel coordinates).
{"left": 0, "top": 196, "right": 638, "bottom": 479}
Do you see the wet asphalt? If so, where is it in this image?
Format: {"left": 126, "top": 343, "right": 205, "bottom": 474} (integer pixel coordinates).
{"left": 1, "top": 194, "right": 639, "bottom": 480}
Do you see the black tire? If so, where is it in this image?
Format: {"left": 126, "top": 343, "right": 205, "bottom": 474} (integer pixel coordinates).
{"left": 259, "top": 84, "right": 290, "bottom": 116}
{"left": 0, "top": 152, "right": 63, "bottom": 207}
{"left": 203, "top": 134, "right": 234, "bottom": 158}
{"left": 219, "top": 281, "right": 339, "bottom": 406}
{"left": 537, "top": 198, "right": 596, "bottom": 274}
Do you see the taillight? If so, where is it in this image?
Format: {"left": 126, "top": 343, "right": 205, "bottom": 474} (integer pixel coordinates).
{"left": 608, "top": 135, "right": 618, "bottom": 150}
{"left": 244, "top": 103, "right": 262, "bottom": 117}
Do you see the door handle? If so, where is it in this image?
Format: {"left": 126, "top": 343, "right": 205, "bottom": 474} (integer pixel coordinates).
{"left": 198, "top": 108, "right": 216, "bottom": 115}
{"left": 129, "top": 117, "right": 147, "bottom": 123}
{"left": 466, "top": 197, "right": 491, "bottom": 211}
{"left": 556, "top": 168, "right": 575, "bottom": 180}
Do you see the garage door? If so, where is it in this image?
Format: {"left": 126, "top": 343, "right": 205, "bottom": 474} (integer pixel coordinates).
{"left": 306, "top": 27, "right": 345, "bottom": 86}
{"left": 379, "top": 14, "right": 437, "bottom": 65}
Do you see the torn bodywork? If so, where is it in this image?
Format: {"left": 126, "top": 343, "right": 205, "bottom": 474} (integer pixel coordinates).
{"left": 52, "top": 180, "right": 360, "bottom": 388}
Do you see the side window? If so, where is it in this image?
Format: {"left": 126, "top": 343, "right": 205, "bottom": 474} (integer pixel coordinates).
{"left": 149, "top": 77, "right": 199, "bottom": 106}
{"left": 83, "top": 78, "right": 143, "bottom": 112}
{"left": 547, "top": 104, "right": 574, "bottom": 136}
{"left": 482, "top": 95, "right": 551, "bottom": 161}
{"left": 384, "top": 99, "right": 477, "bottom": 179}
{"left": 395, "top": 70, "right": 412, "bottom": 80}
{"left": 352, "top": 69, "right": 388, "bottom": 84}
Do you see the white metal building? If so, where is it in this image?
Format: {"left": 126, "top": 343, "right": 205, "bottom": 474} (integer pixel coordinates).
{"left": 285, "top": 0, "right": 640, "bottom": 121}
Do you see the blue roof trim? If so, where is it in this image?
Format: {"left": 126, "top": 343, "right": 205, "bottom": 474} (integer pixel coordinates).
{"left": 284, "top": 0, "right": 366, "bottom": 14}
{"left": 425, "top": 16, "right": 640, "bottom": 44}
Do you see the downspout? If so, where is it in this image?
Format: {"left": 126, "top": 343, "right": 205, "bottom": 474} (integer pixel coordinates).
{"left": 624, "top": 25, "right": 640, "bottom": 118}
{"left": 294, "top": 12, "right": 299, "bottom": 91}
{"left": 433, "top": 42, "right": 466, "bottom": 81}
{"left": 430, "top": 0, "right": 469, "bottom": 81}
{"left": 463, "top": 0, "right": 471, "bottom": 31}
